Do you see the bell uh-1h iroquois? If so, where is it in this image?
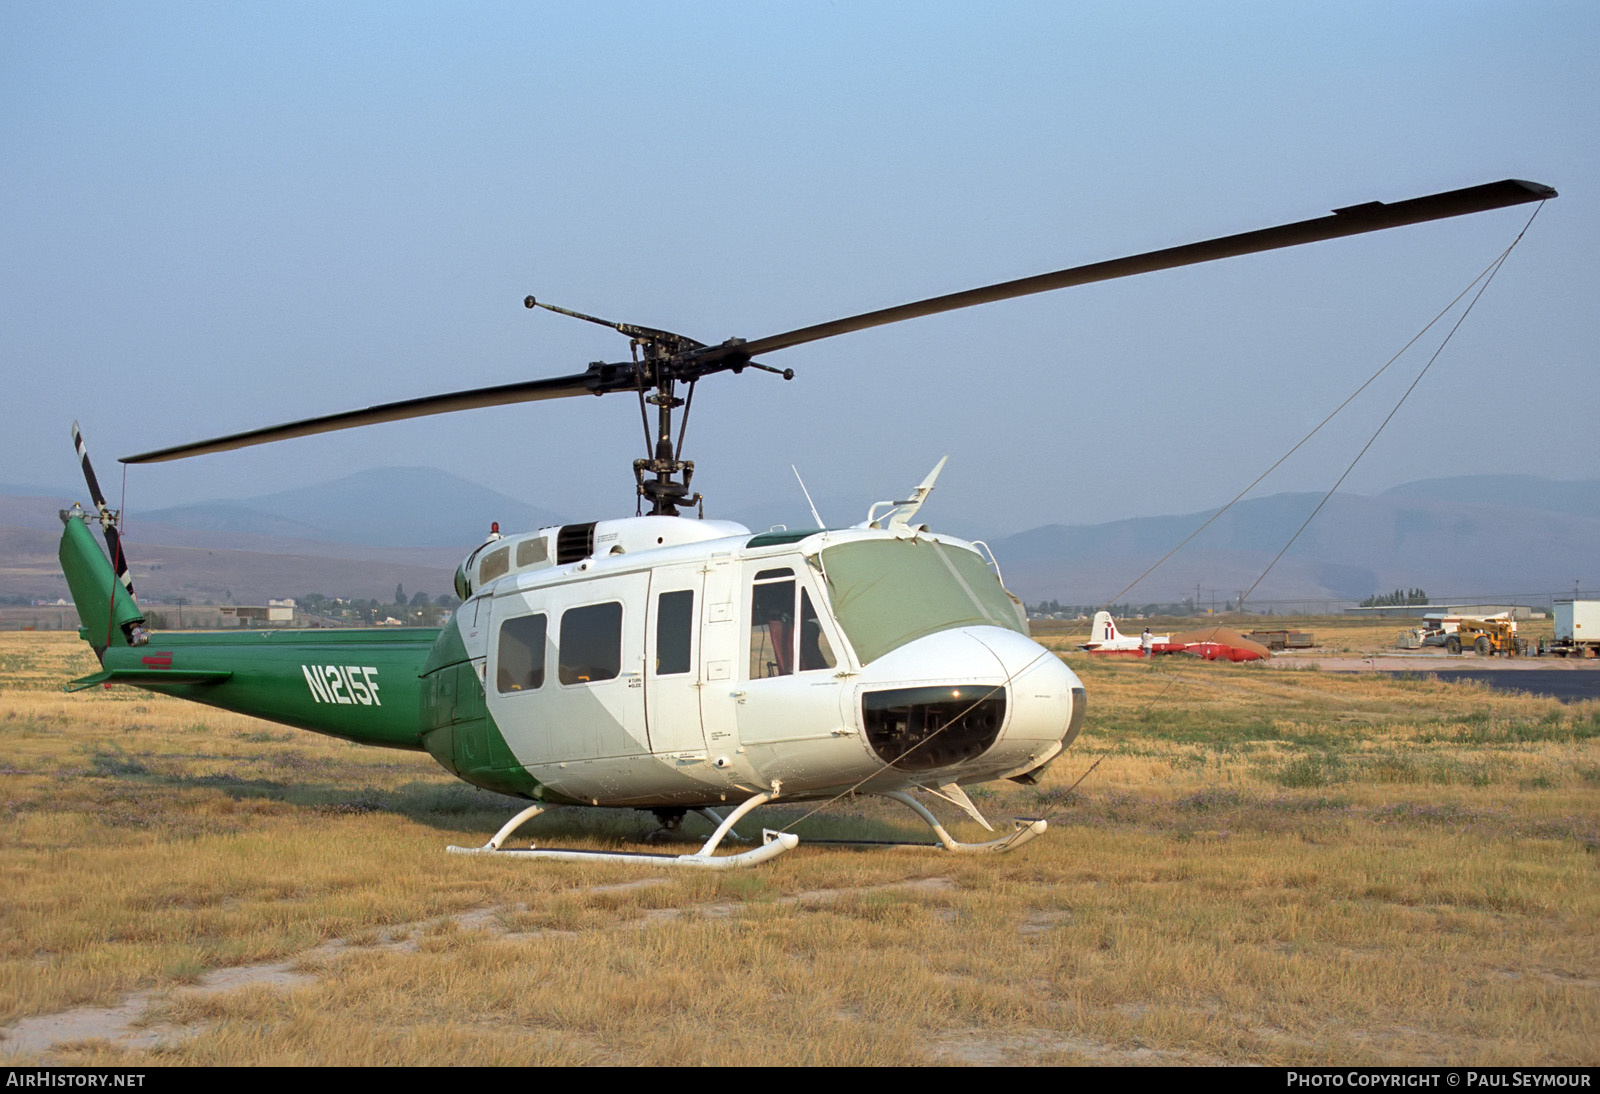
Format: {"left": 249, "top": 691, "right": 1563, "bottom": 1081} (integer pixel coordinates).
{"left": 56, "top": 179, "right": 1555, "bottom": 867}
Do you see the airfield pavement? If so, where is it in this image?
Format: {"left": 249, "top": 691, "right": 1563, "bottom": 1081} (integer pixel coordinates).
{"left": 1273, "top": 651, "right": 1600, "bottom": 703}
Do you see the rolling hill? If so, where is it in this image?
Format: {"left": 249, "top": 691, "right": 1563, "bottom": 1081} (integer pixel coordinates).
{"left": 3, "top": 470, "right": 1593, "bottom": 609}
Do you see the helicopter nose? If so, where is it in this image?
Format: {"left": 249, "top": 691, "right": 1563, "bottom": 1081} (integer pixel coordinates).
{"left": 853, "top": 627, "right": 1082, "bottom": 778}
{"left": 968, "top": 627, "right": 1084, "bottom": 750}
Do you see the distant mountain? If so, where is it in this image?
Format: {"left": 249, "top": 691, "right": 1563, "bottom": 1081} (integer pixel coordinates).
{"left": 1380, "top": 475, "right": 1600, "bottom": 520}
{"left": 0, "top": 525, "right": 454, "bottom": 605}
{"left": 992, "top": 477, "right": 1600, "bottom": 605}
{"left": 5, "top": 471, "right": 1594, "bottom": 608}
{"left": 0, "top": 467, "right": 560, "bottom": 603}
{"left": 139, "top": 467, "right": 567, "bottom": 548}
{"left": 0, "top": 491, "right": 463, "bottom": 567}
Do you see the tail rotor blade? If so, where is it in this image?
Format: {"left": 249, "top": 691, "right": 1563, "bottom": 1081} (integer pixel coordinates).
{"left": 72, "top": 420, "right": 108, "bottom": 510}
{"left": 70, "top": 421, "right": 137, "bottom": 602}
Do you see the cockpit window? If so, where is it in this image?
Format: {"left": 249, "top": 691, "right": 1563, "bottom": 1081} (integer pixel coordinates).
{"left": 749, "top": 576, "right": 795, "bottom": 678}
{"left": 799, "top": 588, "right": 835, "bottom": 671}
{"left": 819, "top": 539, "right": 1026, "bottom": 664}
{"left": 748, "top": 572, "right": 836, "bottom": 679}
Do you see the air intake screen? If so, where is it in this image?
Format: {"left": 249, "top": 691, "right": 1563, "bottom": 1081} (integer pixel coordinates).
{"left": 556, "top": 522, "right": 596, "bottom": 564}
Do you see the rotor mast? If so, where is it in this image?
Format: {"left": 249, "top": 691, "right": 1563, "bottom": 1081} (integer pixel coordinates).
{"left": 634, "top": 338, "right": 697, "bottom": 517}
{"left": 523, "top": 295, "right": 723, "bottom": 517}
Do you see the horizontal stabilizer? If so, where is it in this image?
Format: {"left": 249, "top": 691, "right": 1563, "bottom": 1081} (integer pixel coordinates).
{"left": 65, "top": 668, "right": 234, "bottom": 692}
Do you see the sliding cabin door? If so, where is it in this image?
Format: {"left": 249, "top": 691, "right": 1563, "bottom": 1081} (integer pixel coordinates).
{"left": 486, "top": 573, "right": 650, "bottom": 765}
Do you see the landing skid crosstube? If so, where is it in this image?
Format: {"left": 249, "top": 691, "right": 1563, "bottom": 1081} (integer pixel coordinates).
{"left": 445, "top": 789, "right": 1047, "bottom": 868}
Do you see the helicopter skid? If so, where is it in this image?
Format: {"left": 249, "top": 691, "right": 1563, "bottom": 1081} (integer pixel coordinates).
{"left": 445, "top": 790, "right": 794, "bottom": 868}
{"left": 447, "top": 829, "right": 799, "bottom": 869}
{"left": 802, "top": 822, "right": 1045, "bottom": 854}
{"left": 843, "top": 790, "right": 1048, "bottom": 853}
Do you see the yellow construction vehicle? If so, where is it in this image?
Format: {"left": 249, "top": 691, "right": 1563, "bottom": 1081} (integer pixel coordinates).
{"left": 1445, "top": 618, "right": 1526, "bottom": 656}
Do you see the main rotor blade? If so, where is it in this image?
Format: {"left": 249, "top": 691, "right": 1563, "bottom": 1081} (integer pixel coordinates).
{"left": 711, "top": 178, "right": 1556, "bottom": 363}
{"left": 122, "top": 371, "right": 603, "bottom": 464}
{"left": 121, "top": 177, "right": 1554, "bottom": 464}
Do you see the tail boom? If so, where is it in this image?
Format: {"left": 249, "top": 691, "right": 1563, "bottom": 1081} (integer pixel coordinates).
{"left": 81, "top": 628, "right": 438, "bottom": 751}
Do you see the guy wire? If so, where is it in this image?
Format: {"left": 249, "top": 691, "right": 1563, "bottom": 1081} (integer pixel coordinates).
{"left": 1021, "top": 202, "right": 1547, "bottom": 832}
{"left": 1099, "top": 203, "right": 1544, "bottom": 613}
{"left": 1236, "top": 202, "right": 1543, "bottom": 609}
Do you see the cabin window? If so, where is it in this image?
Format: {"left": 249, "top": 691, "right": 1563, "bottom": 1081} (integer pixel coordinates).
{"left": 748, "top": 572, "right": 835, "bottom": 679}
{"left": 516, "top": 537, "right": 549, "bottom": 567}
{"left": 479, "top": 545, "right": 511, "bottom": 585}
{"left": 656, "top": 590, "right": 694, "bottom": 676}
{"left": 559, "top": 601, "right": 622, "bottom": 685}
{"left": 496, "top": 613, "right": 546, "bottom": 693}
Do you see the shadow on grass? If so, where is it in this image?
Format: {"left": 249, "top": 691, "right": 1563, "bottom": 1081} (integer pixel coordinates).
{"left": 68, "top": 751, "right": 967, "bottom": 848}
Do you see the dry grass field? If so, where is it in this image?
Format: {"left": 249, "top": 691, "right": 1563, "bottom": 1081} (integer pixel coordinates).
{"left": 1, "top": 628, "right": 1595, "bottom": 1066}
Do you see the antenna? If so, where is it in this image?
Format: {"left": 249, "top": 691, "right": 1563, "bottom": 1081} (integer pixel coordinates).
{"left": 792, "top": 466, "right": 825, "bottom": 528}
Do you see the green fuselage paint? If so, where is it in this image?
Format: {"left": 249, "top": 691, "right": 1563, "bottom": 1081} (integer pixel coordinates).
{"left": 417, "top": 616, "right": 545, "bottom": 800}
{"left": 99, "top": 627, "right": 437, "bottom": 750}
{"left": 59, "top": 515, "right": 543, "bottom": 797}
{"left": 88, "top": 619, "right": 546, "bottom": 798}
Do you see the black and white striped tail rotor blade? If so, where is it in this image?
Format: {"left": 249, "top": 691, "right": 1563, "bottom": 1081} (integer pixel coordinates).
{"left": 70, "top": 420, "right": 137, "bottom": 602}
{"left": 72, "top": 420, "right": 109, "bottom": 511}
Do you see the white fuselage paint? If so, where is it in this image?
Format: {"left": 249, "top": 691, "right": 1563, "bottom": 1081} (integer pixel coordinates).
{"left": 469, "top": 520, "right": 1083, "bottom": 808}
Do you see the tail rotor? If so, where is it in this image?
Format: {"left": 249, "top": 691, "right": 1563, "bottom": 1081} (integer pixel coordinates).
{"left": 71, "top": 420, "right": 137, "bottom": 604}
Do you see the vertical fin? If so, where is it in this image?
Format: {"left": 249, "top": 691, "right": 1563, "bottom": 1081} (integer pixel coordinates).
{"left": 58, "top": 511, "right": 147, "bottom": 653}
{"left": 64, "top": 422, "right": 147, "bottom": 650}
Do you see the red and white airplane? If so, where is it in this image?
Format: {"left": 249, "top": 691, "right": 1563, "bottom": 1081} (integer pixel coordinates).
{"left": 1079, "top": 612, "right": 1269, "bottom": 662}
{"left": 1080, "top": 611, "right": 1177, "bottom": 655}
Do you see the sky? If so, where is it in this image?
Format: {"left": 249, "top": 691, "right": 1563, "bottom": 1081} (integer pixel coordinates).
{"left": 3, "top": 2, "right": 1596, "bottom": 540}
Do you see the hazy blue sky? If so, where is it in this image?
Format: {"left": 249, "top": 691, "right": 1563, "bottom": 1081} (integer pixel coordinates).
{"left": 3, "top": 2, "right": 1595, "bottom": 537}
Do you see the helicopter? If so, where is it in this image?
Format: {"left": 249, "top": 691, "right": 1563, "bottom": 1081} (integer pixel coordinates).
{"left": 55, "top": 178, "right": 1555, "bottom": 867}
